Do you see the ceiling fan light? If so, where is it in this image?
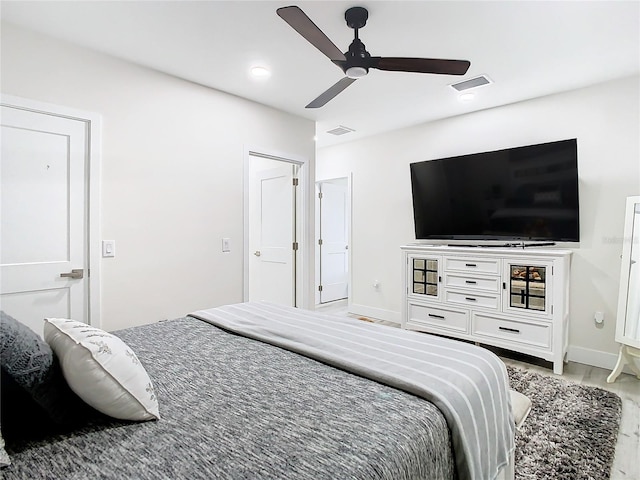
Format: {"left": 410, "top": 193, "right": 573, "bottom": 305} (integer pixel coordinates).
{"left": 345, "top": 66, "right": 368, "bottom": 79}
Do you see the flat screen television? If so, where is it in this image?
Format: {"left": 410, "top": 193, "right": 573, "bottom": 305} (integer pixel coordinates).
{"left": 410, "top": 139, "right": 580, "bottom": 242}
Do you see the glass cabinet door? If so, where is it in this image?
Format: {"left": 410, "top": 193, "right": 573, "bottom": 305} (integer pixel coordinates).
{"left": 410, "top": 256, "right": 440, "bottom": 298}
{"left": 508, "top": 264, "right": 547, "bottom": 312}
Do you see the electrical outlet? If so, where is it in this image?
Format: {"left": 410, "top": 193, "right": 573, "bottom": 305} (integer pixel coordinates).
{"left": 594, "top": 311, "right": 604, "bottom": 325}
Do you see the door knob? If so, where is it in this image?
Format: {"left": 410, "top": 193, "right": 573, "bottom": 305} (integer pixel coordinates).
{"left": 60, "top": 269, "right": 84, "bottom": 280}
{"left": 254, "top": 251, "right": 261, "bottom": 257}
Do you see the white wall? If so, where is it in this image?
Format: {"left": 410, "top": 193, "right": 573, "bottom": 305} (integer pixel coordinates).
{"left": 317, "top": 75, "right": 640, "bottom": 365}
{"left": 1, "top": 23, "right": 315, "bottom": 331}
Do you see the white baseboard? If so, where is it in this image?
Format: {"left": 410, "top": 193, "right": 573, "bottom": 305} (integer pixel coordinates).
{"left": 567, "top": 345, "right": 637, "bottom": 375}
{"left": 348, "top": 303, "right": 401, "bottom": 324}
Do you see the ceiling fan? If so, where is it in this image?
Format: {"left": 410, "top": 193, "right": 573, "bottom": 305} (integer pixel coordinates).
{"left": 276, "top": 5, "right": 471, "bottom": 108}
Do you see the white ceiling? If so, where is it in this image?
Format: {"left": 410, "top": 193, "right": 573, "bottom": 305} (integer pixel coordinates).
{"left": 2, "top": 1, "right": 639, "bottom": 147}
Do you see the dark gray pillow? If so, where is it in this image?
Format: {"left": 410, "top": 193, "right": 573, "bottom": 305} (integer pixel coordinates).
{"left": 0, "top": 311, "right": 90, "bottom": 428}
{"left": 0, "top": 431, "right": 9, "bottom": 468}
{"left": 0, "top": 311, "right": 52, "bottom": 389}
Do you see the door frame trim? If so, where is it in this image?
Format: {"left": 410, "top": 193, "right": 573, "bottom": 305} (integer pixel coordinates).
{"left": 1, "top": 94, "right": 102, "bottom": 328}
{"left": 243, "top": 146, "right": 310, "bottom": 309}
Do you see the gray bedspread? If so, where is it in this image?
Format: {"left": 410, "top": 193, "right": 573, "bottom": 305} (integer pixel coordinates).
{"left": 4, "top": 313, "right": 455, "bottom": 479}
{"left": 192, "top": 302, "right": 515, "bottom": 480}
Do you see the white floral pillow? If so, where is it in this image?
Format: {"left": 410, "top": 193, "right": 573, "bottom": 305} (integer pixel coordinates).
{"left": 44, "top": 319, "right": 160, "bottom": 421}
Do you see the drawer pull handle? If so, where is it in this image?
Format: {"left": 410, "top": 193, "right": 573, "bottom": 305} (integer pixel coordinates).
{"left": 465, "top": 297, "right": 477, "bottom": 302}
{"left": 499, "top": 326, "right": 520, "bottom": 334}
{"left": 428, "top": 313, "right": 446, "bottom": 320}
{"left": 465, "top": 263, "right": 477, "bottom": 267}
{"left": 465, "top": 280, "right": 477, "bottom": 284}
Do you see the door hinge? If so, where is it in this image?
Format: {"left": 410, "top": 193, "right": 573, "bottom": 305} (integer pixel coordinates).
{"left": 293, "top": 177, "right": 299, "bottom": 186}
{"left": 293, "top": 242, "right": 299, "bottom": 251}
{"left": 318, "top": 191, "right": 323, "bottom": 199}
{"left": 318, "top": 285, "right": 323, "bottom": 292}
{"left": 318, "top": 238, "right": 323, "bottom": 246}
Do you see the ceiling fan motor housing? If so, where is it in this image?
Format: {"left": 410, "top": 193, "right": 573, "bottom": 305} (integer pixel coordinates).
{"left": 344, "top": 39, "right": 371, "bottom": 77}
{"left": 342, "top": 7, "right": 371, "bottom": 78}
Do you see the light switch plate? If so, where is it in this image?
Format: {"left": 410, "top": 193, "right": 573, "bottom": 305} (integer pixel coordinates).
{"left": 222, "top": 238, "right": 230, "bottom": 252}
{"left": 102, "top": 240, "right": 116, "bottom": 257}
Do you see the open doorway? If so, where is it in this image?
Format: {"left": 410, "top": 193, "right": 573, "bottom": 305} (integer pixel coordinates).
{"left": 315, "top": 177, "right": 351, "bottom": 305}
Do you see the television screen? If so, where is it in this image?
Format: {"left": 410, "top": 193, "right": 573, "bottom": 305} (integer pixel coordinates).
{"left": 410, "top": 139, "right": 580, "bottom": 242}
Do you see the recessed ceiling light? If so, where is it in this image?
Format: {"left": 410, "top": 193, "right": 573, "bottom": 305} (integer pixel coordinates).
{"left": 250, "top": 66, "right": 271, "bottom": 78}
{"left": 459, "top": 92, "right": 475, "bottom": 102}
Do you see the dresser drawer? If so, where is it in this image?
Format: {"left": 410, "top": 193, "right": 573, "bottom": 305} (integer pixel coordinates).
{"left": 445, "top": 256, "right": 500, "bottom": 275}
{"left": 472, "top": 313, "right": 551, "bottom": 349}
{"left": 444, "top": 273, "right": 501, "bottom": 293}
{"left": 407, "top": 302, "right": 469, "bottom": 334}
{"left": 445, "top": 290, "right": 500, "bottom": 310}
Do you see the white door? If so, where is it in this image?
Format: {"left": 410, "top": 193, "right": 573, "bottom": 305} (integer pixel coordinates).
{"left": 248, "top": 159, "right": 297, "bottom": 306}
{"left": 318, "top": 179, "right": 349, "bottom": 303}
{"left": 1, "top": 105, "right": 89, "bottom": 337}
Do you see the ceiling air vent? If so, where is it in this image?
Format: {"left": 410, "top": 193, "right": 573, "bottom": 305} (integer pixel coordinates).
{"left": 450, "top": 75, "right": 492, "bottom": 92}
{"left": 326, "top": 125, "right": 355, "bottom": 136}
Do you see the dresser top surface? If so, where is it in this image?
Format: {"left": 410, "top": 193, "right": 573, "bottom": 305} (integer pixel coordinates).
{"left": 401, "top": 244, "right": 573, "bottom": 257}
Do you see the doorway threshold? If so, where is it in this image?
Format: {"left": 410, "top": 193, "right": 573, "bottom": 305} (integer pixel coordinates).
{"left": 315, "top": 298, "right": 348, "bottom": 312}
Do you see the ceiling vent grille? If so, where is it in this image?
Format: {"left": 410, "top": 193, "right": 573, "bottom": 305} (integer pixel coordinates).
{"left": 450, "top": 75, "right": 492, "bottom": 92}
{"left": 326, "top": 125, "right": 355, "bottom": 136}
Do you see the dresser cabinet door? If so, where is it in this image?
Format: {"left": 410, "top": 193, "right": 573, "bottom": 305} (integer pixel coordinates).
{"left": 408, "top": 254, "right": 442, "bottom": 301}
{"left": 502, "top": 260, "right": 553, "bottom": 317}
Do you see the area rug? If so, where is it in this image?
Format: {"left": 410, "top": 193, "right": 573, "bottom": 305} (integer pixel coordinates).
{"left": 507, "top": 366, "right": 622, "bottom": 480}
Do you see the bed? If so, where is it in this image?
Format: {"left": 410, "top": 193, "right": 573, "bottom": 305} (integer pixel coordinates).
{"left": 1, "top": 302, "right": 515, "bottom": 480}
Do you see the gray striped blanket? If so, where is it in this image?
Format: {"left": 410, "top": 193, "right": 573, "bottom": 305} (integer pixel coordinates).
{"left": 191, "top": 302, "right": 515, "bottom": 480}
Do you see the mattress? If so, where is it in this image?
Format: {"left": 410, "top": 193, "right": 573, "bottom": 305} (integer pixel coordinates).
{"left": 4, "top": 314, "right": 456, "bottom": 479}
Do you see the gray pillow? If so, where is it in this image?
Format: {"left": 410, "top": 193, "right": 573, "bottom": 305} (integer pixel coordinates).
{"left": 0, "top": 311, "right": 88, "bottom": 426}
{"left": 0, "top": 311, "right": 52, "bottom": 388}
{"left": 0, "top": 431, "right": 9, "bottom": 468}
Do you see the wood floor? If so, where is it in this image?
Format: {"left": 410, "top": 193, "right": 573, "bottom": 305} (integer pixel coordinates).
{"left": 317, "top": 301, "right": 640, "bottom": 480}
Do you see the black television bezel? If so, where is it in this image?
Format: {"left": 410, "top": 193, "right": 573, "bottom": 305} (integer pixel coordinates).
{"left": 409, "top": 139, "right": 580, "bottom": 242}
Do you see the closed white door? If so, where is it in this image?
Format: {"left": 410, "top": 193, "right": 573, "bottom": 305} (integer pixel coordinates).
{"left": 248, "top": 159, "right": 297, "bottom": 306}
{"left": 1, "top": 105, "right": 89, "bottom": 337}
{"left": 318, "top": 179, "right": 349, "bottom": 303}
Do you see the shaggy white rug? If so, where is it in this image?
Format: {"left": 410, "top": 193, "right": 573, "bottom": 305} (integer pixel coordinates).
{"left": 507, "top": 366, "right": 622, "bottom": 480}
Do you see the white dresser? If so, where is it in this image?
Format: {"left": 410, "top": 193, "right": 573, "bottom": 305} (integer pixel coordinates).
{"left": 401, "top": 245, "right": 572, "bottom": 374}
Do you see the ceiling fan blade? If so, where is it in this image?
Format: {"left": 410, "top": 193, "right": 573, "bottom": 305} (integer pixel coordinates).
{"left": 370, "top": 57, "right": 470, "bottom": 75}
{"left": 277, "top": 6, "right": 346, "bottom": 62}
{"left": 306, "top": 77, "right": 357, "bottom": 108}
